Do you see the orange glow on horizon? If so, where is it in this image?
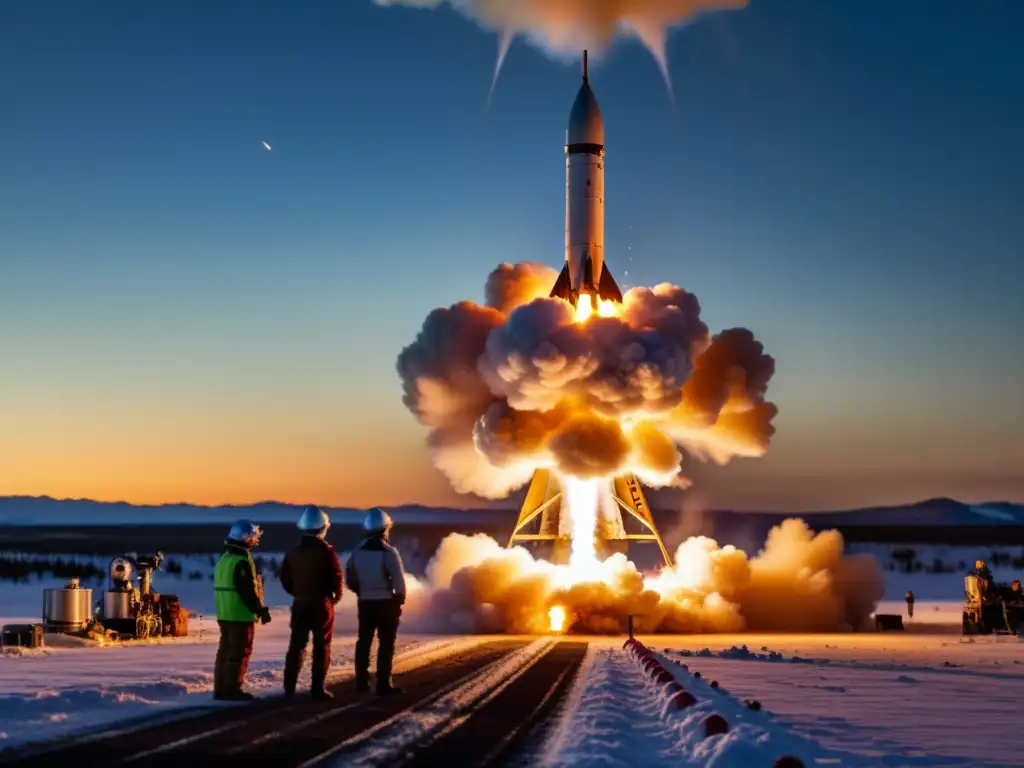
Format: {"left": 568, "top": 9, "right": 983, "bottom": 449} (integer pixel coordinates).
{"left": 0, "top": 423, "right": 465, "bottom": 509}
{"left": 2, "top": 392, "right": 1022, "bottom": 510}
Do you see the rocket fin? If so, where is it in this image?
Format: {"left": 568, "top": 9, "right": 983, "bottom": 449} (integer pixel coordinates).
{"left": 597, "top": 264, "right": 624, "bottom": 303}
{"left": 550, "top": 262, "right": 572, "bottom": 300}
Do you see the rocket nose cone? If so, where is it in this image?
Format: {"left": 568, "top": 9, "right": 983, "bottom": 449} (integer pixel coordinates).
{"left": 568, "top": 82, "right": 604, "bottom": 146}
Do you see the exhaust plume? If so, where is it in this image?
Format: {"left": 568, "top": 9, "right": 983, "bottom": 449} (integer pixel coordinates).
{"left": 402, "top": 518, "right": 884, "bottom": 634}
{"left": 396, "top": 262, "right": 775, "bottom": 498}
{"left": 392, "top": 265, "right": 883, "bottom": 632}
{"left": 373, "top": 0, "right": 748, "bottom": 98}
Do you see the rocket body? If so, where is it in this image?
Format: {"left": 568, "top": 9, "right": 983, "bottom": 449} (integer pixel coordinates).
{"left": 551, "top": 51, "right": 623, "bottom": 306}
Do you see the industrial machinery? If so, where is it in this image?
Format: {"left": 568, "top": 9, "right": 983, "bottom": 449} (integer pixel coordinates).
{"left": 962, "top": 574, "right": 1021, "bottom": 636}
{"left": 1, "top": 623, "right": 44, "bottom": 649}
{"left": 98, "top": 552, "right": 188, "bottom": 639}
{"left": 42, "top": 577, "right": 93, "bottom": 634}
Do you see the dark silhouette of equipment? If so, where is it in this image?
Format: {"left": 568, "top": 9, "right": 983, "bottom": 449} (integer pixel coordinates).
{"left": 0, "top": 624, "right": 44, "bottom": 649}
{"left": 962, "top": 573, "right": 1022, "bottom": 636}
{"left": 874, "top": 614, "right": 904, "bottom": 631}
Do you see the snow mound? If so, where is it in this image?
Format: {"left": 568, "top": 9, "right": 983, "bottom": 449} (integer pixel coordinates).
{"left": 538, "top": 641, "right": 867, "bottom": 767}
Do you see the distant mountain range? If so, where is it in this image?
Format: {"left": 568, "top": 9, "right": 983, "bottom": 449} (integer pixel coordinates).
{"left": 0, "top": 495, "right": 1022, "bottom": 528}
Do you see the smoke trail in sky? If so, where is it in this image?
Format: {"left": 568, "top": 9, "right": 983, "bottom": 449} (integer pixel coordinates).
{"left": 373, "top": 0, "right": 748, "bottom": 99}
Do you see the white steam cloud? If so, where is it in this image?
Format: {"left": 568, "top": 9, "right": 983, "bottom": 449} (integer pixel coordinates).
{"left": 397, "top": 262, "right": 776, "bottom": 499}
{"left": 396, "top": 518, "right": 885, "bottom": 634}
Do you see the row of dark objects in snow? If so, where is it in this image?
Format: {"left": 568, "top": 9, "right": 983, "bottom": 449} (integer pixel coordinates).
{"left": 623, "top": 637, "right": 804, "bottom": 768}
{"left": 0, "top": 556, "right": 106, "bottom": 582}
{"left": 0, "top": 554, "right": 271, "bottom": 584}
{"left": 888, "top": 549, "right": 1024, "bottom": 573}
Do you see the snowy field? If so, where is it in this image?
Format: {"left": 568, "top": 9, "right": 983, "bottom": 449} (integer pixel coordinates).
{"left": 1, "top": 547, "right": 1022, "bottom": 765}
{"left": 539, "top": 634, "right": 1024, "bottom": 768}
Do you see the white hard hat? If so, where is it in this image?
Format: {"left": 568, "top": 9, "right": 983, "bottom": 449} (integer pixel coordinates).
{"left": 297, "top": 505, "right": 330, "bottom": 535}
{"left": 363, "top": 507, "right": 393, "bottom": 534}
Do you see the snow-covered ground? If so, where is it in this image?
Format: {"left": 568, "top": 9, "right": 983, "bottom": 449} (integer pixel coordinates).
{"left": 0, "top": 556, "right": 438, "bottom": 752}
{"left": 2, "top": 547, "right": 1023, "bottom": 764}
{"left": 0, "top": 618, "right": 455, "bottom": 750}
{"left": 540, "top": 635, "right": 1024, "bottom": 768}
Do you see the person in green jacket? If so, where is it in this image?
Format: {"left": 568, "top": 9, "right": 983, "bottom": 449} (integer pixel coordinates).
{"left": 213, "top": 519, "right": 272, "bottom": 701}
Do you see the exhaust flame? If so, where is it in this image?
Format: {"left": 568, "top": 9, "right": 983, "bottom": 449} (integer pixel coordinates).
{"left": 548, "top": 604, "right": 567, "bottom": 632}
{"left": 573, "top": 294, "right": 619, "bottom": 323}
{"left": 564, "top": 476, "right": 601, "bottom": 577}
{"left": 573, "top": 290, "right": 618, "bottom": 321}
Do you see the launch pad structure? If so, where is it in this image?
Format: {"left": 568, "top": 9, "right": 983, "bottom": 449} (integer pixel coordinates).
{"left": 506, "top": 51, "right": 672, "bottom": 569}
{"left": 508, "top": 470, "right": 672, "bottom": 567}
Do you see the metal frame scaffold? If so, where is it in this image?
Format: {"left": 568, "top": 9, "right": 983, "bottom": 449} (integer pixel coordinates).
{"left": 507, "top": 469, "right": 672, "bottom": 567}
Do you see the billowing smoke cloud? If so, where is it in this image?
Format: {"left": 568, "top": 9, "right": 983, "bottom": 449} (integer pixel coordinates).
{"left": 396, "top": 262, "right": 776, "bottom": 497}
{"left": 402, "top": 519, "right": 885, "bottom": 634}
{"left": 373, "top": 0, "right": 749, "bottom": 95}
{"left": 485, "top": 261, "right": 560, "bottom": 313}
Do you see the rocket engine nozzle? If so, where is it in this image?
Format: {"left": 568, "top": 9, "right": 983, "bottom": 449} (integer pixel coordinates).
{"left": 549, "top": 257, "right": 624, "bottom": 306}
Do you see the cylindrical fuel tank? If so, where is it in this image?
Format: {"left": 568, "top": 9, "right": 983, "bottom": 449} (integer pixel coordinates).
{"left": 42, "top": 586, "right": 93, "bottom": 633}
{"left": 103, "top": 591, "right": 133, "bottom": 620}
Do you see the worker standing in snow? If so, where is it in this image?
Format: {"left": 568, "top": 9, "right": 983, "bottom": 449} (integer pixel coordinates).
{"left": 280, "top": 505, "right": 344, "bottom": 700}
{"left": 213, "top": 520, "right": 271, "bottom": 701}
{"left": 345, "top": 508, "right": 407, "bottom": 695}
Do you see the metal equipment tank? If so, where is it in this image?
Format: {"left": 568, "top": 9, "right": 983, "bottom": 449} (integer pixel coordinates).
{"left": 42, "top": 579, "right": 93, "bottom": 633}
{"left": 103, "top": 557, "right": 137, "bottom": 621}
{"left": 103, "top": 591, "right": 133, "bottom": 620}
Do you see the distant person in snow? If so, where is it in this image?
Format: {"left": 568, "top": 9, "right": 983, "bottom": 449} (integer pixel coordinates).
{"left": 280, "top": 505, "right": 344, "bottom": 701}
{"left": 904, "top": 590, "right": 914, "bottom": 619}
{"left": 345, "top": 507, "right": 407, "bottom": 696}
{"left": 213, "top": 520, "right": 271, "bottom": 701}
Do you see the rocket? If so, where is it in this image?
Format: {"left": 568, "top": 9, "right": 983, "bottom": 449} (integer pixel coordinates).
{"left": 507, "top": 51, "right": 672, "bottom": 569}
{"left": 550, "top": 50, "right": 623, "bottom": 307}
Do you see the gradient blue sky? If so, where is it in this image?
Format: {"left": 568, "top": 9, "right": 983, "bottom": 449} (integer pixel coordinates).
{"left": 1, "top": 0, "right": 1021, "bottom": 511}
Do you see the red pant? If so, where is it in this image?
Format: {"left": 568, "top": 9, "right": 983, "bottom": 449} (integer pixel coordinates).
{"left": 283, "top": 599, "right": 335, "bottom": 693}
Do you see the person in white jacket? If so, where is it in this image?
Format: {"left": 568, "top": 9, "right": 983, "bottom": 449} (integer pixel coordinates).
{"left": 345, "top": 507, "right": 407, "bottom": 695}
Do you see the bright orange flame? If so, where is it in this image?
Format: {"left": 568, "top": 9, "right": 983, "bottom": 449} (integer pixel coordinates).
{"left": 574, "top": 294, "right": 620, "bottom": 323}
{"left": 548, "top": 604, "right": 567, "bottom": 632}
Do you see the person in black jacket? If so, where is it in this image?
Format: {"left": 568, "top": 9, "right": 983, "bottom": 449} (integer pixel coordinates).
{"left": 280, "top": 505, "right": 344, "bottom": 700}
